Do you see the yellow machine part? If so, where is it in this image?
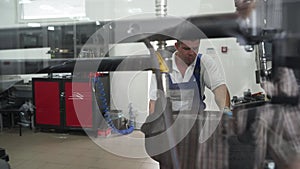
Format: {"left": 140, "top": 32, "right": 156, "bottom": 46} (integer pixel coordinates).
{"left": 155, "top": 51, "right": 169, "bottom": 73}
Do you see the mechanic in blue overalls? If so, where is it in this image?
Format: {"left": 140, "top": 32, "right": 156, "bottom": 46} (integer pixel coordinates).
{"left": 149, "top": 39, "right": 231, "bottom": 113}
{"left": 148, "top": 39, "right": 232, "bottom": 169}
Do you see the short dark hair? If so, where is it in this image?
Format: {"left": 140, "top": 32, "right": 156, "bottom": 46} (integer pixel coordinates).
{"left": 176, "top": 39, "right": 200, "bottom": 47}
{"left": 173, "top": 20, "right": 205, "bottom": 41}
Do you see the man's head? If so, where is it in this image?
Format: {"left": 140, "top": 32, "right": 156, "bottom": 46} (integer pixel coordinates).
{"left": 174, "top": 39, "right": 200, "bottom": 66}
{"left": 235, "top": 0, "right": 256, "bottom": 19}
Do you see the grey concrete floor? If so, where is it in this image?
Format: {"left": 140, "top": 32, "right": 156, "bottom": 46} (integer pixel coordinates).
{"left": 0, "top": 128, "right": 159, "bottom": 169}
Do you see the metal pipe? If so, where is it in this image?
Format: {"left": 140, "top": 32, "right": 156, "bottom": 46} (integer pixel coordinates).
{"left": 0, "top": 56, "right": 154, "bottom": 75}
{"left": 155, "top": 0, "right": 167, "bottom": 17}
{"left": 260, "top": 42, "right": 269, "bottom": 78}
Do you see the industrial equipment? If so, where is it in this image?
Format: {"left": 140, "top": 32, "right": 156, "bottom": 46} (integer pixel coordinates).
{"left": 0, "top": 0, "right": 299, "bottom": 168}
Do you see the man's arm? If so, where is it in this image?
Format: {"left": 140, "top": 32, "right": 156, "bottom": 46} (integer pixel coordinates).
{"left": 212, "top": 84, "right": 231, "bottom": 110}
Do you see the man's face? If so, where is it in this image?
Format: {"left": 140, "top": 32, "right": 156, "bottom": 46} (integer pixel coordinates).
{"left": 175, "top": 40, "right": 200, "bottom": 66}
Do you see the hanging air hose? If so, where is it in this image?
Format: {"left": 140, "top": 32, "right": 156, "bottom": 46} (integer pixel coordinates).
{"left": 92, "top": 73, "right": 134, "bottom": 135}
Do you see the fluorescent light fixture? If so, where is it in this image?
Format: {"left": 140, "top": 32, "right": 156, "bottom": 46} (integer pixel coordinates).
{"left": 27, "top": 23, "right": 41, "bottom": 27}
{"left": 128, "top": 8, "right": 142, "bottom": 14}
{"left": 95, "top": 21, "right": 100, "bottom": 25}
{"left": 19, "top": 0, "right": 32, "bottom": 4}
{"left": 20, "top": 0, "right": 86, "bottom": 20}
{"left": 39, "top": 4, "right": 54, "bottom": 10}
{"left": 47, "top": 26, "right": 55, "bottom": 31}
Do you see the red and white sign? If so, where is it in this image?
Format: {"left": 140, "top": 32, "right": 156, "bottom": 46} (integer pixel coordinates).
{"left": 221, "top": 46, "right": 228, "bottom": 53}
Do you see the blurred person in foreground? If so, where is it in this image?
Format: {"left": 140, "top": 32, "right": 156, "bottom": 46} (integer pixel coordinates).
{"left": 235, "top": 67, "right": 300, "bottom": 169}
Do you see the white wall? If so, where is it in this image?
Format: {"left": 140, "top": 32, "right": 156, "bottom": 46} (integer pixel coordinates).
{"left": 199, "top": 38, "right": 264, "bottom": 110}
{"left": 0, "top": 0, "right": 19, "bottom": 28}
{"left": 108, "top": 42, "right": 151, "bottom": 129}
{"left": 110, "top": 71, "right": 152, "bottom": 129}
{"left": 0, "top": 48, "right": 51, "bottom": 60}
{"left": 108, "top": 43, "right": 149, "bottom": 56}
{"left": 0, "top": 48, "right": 51, "bottom": 82}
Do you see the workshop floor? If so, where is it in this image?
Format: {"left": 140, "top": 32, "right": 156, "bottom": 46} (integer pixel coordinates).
{"left": 0, "top": 128, "right": 159, "bottom": 169}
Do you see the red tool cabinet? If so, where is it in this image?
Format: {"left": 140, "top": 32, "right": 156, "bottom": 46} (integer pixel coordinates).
{"left": 33, "top": 77, "right": 99, "bottom": 131}
{"left": 64, "top": 81, "right": 93, "bottom": 128}
{"left": 34, "top": 80, "right": 61, "bottom": 127}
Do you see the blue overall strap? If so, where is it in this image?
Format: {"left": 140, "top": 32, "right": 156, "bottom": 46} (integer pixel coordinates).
{"left": 193, "top": 54, "right": 201, "bottom": 91}
{"left": 194, "top": 54, "right": 206, "bottom": 109}
{"left": 167, "top": 54, "right": 206, "bottom": 110}
{"left": 168, "top": 54, "right": 202, "bottom": 89}
{"left": 193, "top": 54, "right": 206, "bottom": 100}
{"left": 168, "top": 54, "right": 205, "bottom": 100}
{"left": 168, "top": 76, "right": 195, "bottom": 89}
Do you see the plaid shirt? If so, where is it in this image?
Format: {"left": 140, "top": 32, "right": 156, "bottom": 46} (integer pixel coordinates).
{"left": 236, "top": 68, "right": 300, "bottom": 169}
{"left": 195, "top": 112, "right": 232, "bottom": 169}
